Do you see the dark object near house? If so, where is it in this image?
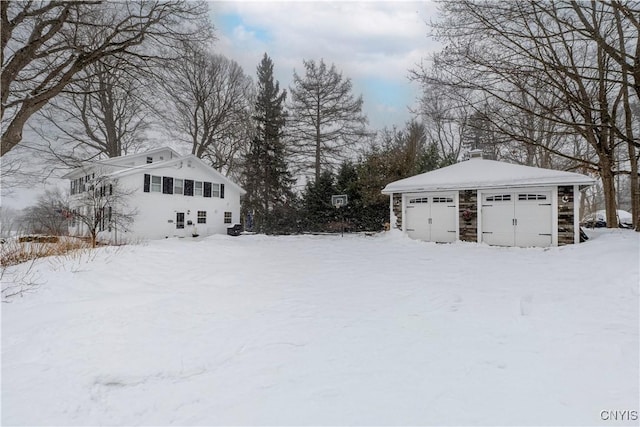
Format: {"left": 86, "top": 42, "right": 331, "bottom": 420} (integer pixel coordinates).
{"left": 579, "top": 228, "right": 589, "bottom": 242}
{"left": 581, "top": 218, "right": 606, "bottom": 228}
{"left": 18, "top": 235, "right": 59, "bottom": 243}
{"left": 227, "top": 224, "right": 243, "bottom": 236}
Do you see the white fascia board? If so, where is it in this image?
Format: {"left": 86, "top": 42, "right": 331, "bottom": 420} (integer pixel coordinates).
{"left": 382, "top": 179, "right": 595, "bottom": 195}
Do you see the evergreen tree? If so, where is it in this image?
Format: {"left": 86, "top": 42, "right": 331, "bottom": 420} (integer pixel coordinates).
{"left": 242, "top": 54, "right": 294, "bottom": 233}
{"left": 301, "top": 171, "right": 337, "bottom": 232}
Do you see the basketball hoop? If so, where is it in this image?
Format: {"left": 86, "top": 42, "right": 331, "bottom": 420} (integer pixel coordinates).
{"left": 331, "top": 194, "right": 348, "bottom": 209}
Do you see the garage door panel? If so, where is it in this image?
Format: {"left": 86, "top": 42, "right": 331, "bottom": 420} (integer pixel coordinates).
{"left": 481, "top": 194, "right": 515, "bottom": 246}
{"left": 431, "top": 199, "right": 457, "bottom": 243}
{"left": 405, "top": 202, "right": 430, "bottom": 241}
{"left": 482, "top": 191, "right": 553, "bottom": 247}
{"left": 514, "top": 193, "right": 552, "bottom": 247}
{"left": 405, "top": 193, "right": 457, "bottom": 243}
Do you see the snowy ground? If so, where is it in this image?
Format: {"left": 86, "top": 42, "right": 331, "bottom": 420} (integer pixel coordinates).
{"left": 2, "top": 230, "right": 639, "bottom": 426}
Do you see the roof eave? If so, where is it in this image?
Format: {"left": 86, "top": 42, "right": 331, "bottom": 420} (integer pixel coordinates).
{"left": 382, "top": 179, "right": 596, "bottom": 194}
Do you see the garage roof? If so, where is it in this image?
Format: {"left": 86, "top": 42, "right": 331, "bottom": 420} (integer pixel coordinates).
{"left": 382, "top": 157, "right": 595, "bottom": 194}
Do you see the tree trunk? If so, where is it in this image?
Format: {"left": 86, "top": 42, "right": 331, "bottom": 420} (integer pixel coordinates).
{"left": 600, "top": 158, "right": 618, "bottom": 228}
{"left": 629, "top": 143, "right": 639, "bottom": 231}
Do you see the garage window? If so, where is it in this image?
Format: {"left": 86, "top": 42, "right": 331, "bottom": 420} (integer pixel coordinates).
{"left": 486, "top": 194, "right": 511, "bottom": 202}
{"left": 433, "top": 197, "right": 453, "bottom": 203}
{"left": 409, "top": 197, "right": 429, "bottom": 204}
{"left": 518, "top": 194, "right": 547, "bottom": 201}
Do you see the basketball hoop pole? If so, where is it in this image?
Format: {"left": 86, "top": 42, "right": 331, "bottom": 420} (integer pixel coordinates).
{"left": 331, "top": 194, "right": 348, "bottom": 237}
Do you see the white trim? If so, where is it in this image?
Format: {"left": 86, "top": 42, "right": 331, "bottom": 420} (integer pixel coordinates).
{"left": 401, "top": 194, "right": 407, "bottom": 233}
{"left": 454, "top": 191, "right": 460, "bottom": 241}
{"left": 389, "top": 194, "right": 396, "bottom": 230}
{"left": 573, "top": 184, "right": 580, "bottom": 244}
{"left": 477, "top": 190, "right": 483, "bottom": 243}
{"left": 551, "top": 186, "right": 559, "bottom": 246}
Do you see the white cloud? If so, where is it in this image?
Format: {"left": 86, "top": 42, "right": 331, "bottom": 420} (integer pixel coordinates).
{"left": 209, "top": 1, "right": 441, "bottom": 128}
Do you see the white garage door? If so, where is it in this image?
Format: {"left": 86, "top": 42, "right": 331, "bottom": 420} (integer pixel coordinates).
{"left": 481, "top": 191, "right": 552, "bottom": 247}
{"left": 405, "top": 194, "right": 457, "bottom": 243}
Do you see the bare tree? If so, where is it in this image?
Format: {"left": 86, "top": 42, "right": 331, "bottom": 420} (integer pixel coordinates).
{"left": 0, "top": 205, "right": 25, "bottom": 238}
{"left": 289, "top": 59, "right": 368, "bottom": 182}
{"left": 157, "top": 43, "right": 254, "bottom": 177}
{"left": 67, "top": 174, "right": 136, "bottom": 247}
{"left": 30, "top": 58, "right": 151, "bottom": 164}
{"left": 413, "top": 0, "right": 637, "bottom": 228}
{"left": 19, "top": 189, "right": 68, "bottom": 235}
{"left": 1, "top": 0, "right": 212, "bottom": 156}
{"left": 418, "top": 79, "right": 469, "bottom": 164}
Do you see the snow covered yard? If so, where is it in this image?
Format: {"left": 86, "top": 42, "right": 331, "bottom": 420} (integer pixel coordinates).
{"left": 2, "top": 230, "right": 638, "bottom": 426}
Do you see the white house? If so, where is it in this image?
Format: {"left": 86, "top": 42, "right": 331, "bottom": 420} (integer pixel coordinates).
{"left": 382, "top": 151, "right": 595, "bottom": 247}
{"left": 63, "top": 147, "right": 246, "bottom": 242}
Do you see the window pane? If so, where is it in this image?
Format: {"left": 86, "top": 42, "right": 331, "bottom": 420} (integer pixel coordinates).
{"left": 224, "top": 211, "right": 232, "bottom": 224}
{"left": 194, "top": 181, "right": 203, "bottom": 196}
{"left": 174, "top": 179, "right": 183, "bottom": 195}
{"left": 197, "top": 210, "right": 206, "bottom": 224}
{"left": 151, "top": 175, "right": 161, "bottom": 192}
{"left": 212, "top": 184, "right": 220, "bottom": 198}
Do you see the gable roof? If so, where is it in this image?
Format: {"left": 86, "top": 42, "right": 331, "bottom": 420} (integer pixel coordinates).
{"left": 382, "top": 157, "right": 595, "bottom": 194}
{"left": 60, "top": 147, "right": 182, "bottom": 179}
{"left": 96, "top": 146, "right": 181, "bottom": 166}
{"left": 62, "top": 150, "right": 245, "bottom": 195}
{"left": 108, "top": 154, "right": 246, "bottom": 195}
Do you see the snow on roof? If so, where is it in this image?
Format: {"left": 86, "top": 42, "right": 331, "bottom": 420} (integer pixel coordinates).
{"left": 382, "top": 157, "right": 595, "bottom": 194}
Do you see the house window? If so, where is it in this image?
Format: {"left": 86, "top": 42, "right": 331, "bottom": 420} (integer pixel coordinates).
{"left": 194, "top": 181, "right": 203, "bottom": 196}
{"left": 197, "top": 211, "right": 206, "bottom": 224}
{"left": 174, "top": 179, "right": 183, "bottom": 195}
{"left": 212, "top": 184, "right": 220, "bottom": 198}
{"left": 184, "top": 179, "right": 194, "bottom": 196}
{"left": 146, "top": 156, "right": 153, "bottom": 164}
{"left": 224, "top": 212, "right": 232, "bottom": 224}
{"left": 151, "top": 175, "right": 161, "bottom": 192}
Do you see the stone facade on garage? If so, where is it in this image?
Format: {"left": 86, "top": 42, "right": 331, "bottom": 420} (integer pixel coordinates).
{"left": 458, "top": 190, "right": 478, "bottom": 243}
{"left": 557, "top": 185, "right": 575, "bottom": 246}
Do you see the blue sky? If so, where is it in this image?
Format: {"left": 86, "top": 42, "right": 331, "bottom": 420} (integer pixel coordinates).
{"left": 208, "top": 1, "right": 441, "bottom": 129}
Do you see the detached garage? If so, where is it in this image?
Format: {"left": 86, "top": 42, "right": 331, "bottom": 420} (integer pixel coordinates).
{"left": 382, "top": 152, "right": 595, "bottom": 247}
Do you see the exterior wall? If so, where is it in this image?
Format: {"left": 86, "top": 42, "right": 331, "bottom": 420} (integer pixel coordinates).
{"left": 557, "top": 185, "right": 575, "bottom": 246}
{"left": 458, "top": 190, "right": 478, "bottom": 242}
{"left": 69, "top": 161, "right": 242, "bottom": 242}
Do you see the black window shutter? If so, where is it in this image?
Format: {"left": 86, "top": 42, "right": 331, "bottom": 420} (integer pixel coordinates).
{"left": 220, "top": 183, "right": 225, "bottom": 199}
{"left": 184, "top": 179, "right": 194, "bottom": 196}
{"left": 162, "top": 177, "right": 173, "bottom": 194}
{"left": 143, "top": 174, "right": 150, "bottom": 192}
{"left": 204, "top": 182, "right": 212, "bottom": 198}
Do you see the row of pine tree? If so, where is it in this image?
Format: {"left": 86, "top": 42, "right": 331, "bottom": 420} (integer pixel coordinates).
{"left": 240, "top": 54, "right": 453, "bottom": 234}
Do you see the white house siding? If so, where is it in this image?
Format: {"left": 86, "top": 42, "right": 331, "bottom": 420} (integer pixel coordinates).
{"left": 105, "top": 164, "right": 241, "bottom": 241}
